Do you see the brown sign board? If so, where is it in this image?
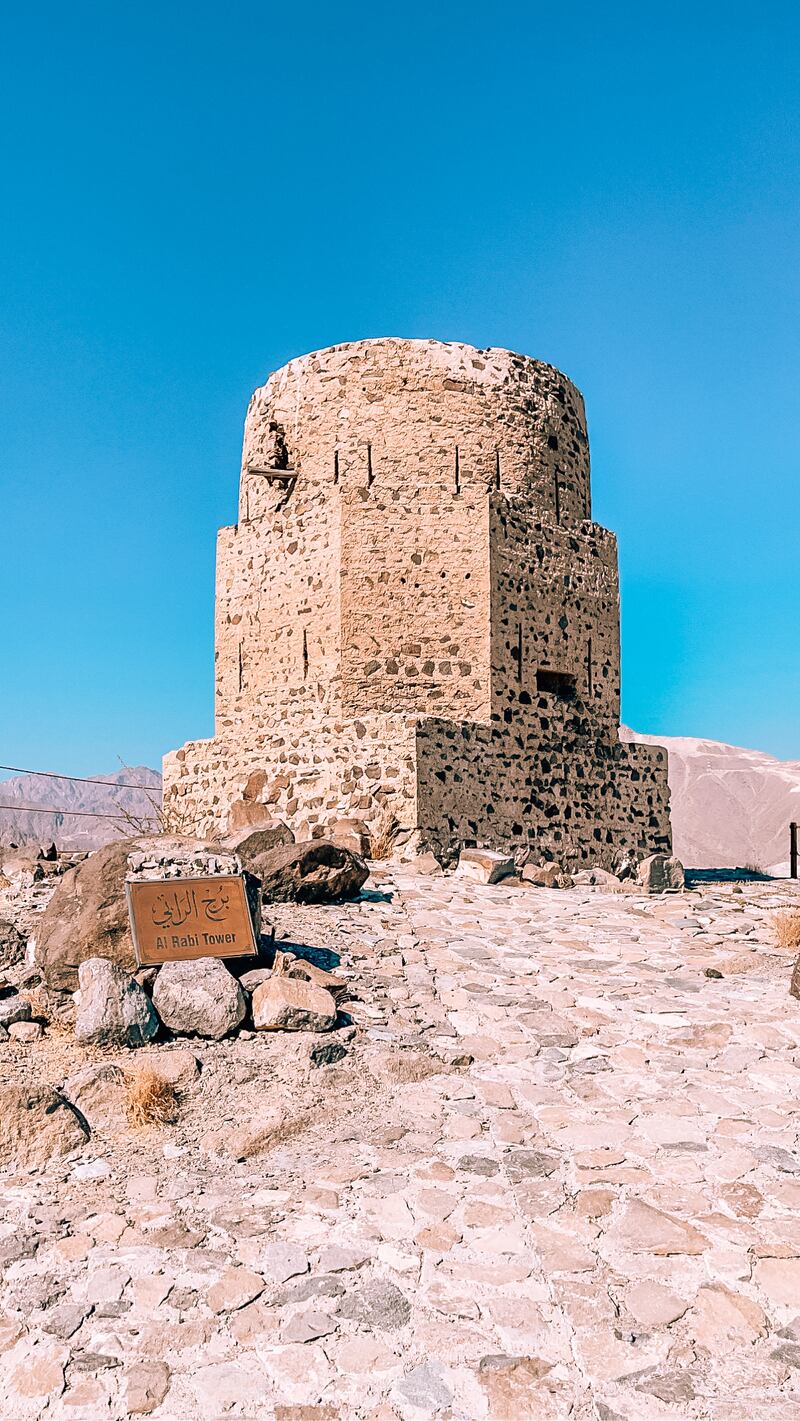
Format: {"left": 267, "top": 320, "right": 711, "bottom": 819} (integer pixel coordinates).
{"left": 126, "top": 875, "right": 258, "bottom": 967}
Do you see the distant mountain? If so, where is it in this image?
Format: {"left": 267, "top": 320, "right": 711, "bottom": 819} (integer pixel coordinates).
{"left": 0, "top": 766, "right": 161, "bottom": 851}
{"left": 622, "top": 728, "right": 800, "bottom": 872}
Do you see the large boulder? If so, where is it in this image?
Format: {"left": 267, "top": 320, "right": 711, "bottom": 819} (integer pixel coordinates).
{"left": 75, "top": 959, "right": 158, "bottom": 1048}
{"left": 152, "top": 958, "right": 246, "bottom": 1039}
{"left": 252, "top": 976, "right": 337, "bottom": 1032}
{"left": 255, "top": 841, "right": 369, "bottom": 905}
{"left": 35, "top": 836, "right": 240, "bottom": 993}
{"left": 0, "top": 1086, "right": 89, "bottom": 1169}
{"left": 35, "top": 838, "right": 141, "bottom": 992}
{"left": 225, "top": 822, "right": 295, "bottom": 866}
{"left": 637, "top": 854, "right": 685, "bottom": 893}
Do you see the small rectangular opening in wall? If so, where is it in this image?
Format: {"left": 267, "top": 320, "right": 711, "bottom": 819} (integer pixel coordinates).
{"left": 367, "top": 444, "right": 374, "bottom": 486}
{"left": 536, "top": 669, "right": 576, "bottom": 701}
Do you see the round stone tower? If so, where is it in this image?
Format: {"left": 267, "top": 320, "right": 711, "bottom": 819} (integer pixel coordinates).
{"left": 165, "top": 338, "right": 671, "bottom": 868}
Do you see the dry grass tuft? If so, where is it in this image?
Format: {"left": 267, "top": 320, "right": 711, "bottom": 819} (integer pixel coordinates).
{"left": 773, "top": 911, "right": 800, "bottom": 953}
{"left": 125, "top": 1065, "right": 178, "bottom": 1128}
{"left": 369, "top": 807, "right": 399, "bottom": 861}
{"left": 382, "top": 1050, "right": 452, "bottom": 1084}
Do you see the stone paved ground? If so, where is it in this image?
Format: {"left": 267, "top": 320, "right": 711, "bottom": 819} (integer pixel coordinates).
{"left": 2, "top": 870, "right": 800, "bottom": 1419}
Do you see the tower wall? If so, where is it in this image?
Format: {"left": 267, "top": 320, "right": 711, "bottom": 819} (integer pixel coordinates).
{"left": 164, "top": 337, "right": 672, "bottom": 867}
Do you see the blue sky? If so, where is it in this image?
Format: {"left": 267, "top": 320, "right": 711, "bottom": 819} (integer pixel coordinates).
{"left": 1, "top": 1, "right": 798, "bottom": 774}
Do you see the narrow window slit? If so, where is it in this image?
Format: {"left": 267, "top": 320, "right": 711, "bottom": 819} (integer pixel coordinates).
{"left": 237, "top": 641, "right": 243, "bottom": 693}
{"left": 587, "top": 636, "right": 593, "bottom": 697}
{"left": 302, "top": 629, "right": 309, "bottom": 680}
{"left": 494, "top": 449, "right": 501, "bottom": 490}
{"left": 367, "top": 444, "right": 373, "bottom": 487}
{"left": 454, "top": 446, "right": 461, "bottom": 495}
{"left": 333, "top": 450, "right": 339, "bottom": 485}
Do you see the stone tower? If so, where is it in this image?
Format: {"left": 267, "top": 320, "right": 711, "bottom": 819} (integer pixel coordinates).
{"left": 163, "top": 338, "right": 671, "bottom": 868}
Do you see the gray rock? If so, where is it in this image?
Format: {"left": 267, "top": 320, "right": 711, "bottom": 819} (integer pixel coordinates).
{"left": 393, "top": 1362, "right": 453, "bottom": 1412}
{"left": 75, "top": 959, "right": 158, "bottom": 1048}
{"left": 0, "top": 920, "right": 26, "bottom": 969}
{"left": 260, "top": 1242, "right": 309, "bottom": 1283}
{"left": 338, "top": 1278, "right": 411, "bottom": 1331}
{"left": 39, "top": 1303, "right": 88, "bottom": 1340}
{"left": 637, "top": 853, "right": 685, "bottom": 893}
{"left": 0, "top": 994, "right": 32, "bottom": 1028}
{"left": 238, "top": 968, "right": 272, "bottom": 993}
{"left": 504, "top": 1149, "right": 558, "bottom": 1182}
{"left": 152, "top": 957, "right": 246, "bottom": 1040}
{"left": 310, "top": 1039, "right": 347, "bottom": 1067}
{"left": 281, "top": 1308, "right": 337, "bottom": 1344}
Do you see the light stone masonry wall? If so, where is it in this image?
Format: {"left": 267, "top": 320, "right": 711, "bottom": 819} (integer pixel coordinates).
{"left": 164, "top": 337, "right": 672, "bottom": 867}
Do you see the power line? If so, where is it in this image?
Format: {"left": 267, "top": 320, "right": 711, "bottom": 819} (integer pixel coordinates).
{"left": 0, "top": 764, "right": 157, "bottom": 791}
{"left": 0, "top": 803, "right": 158, "bottom": 821}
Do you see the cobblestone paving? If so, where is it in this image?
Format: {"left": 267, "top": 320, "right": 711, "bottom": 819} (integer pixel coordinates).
{"left": 1, "top": 872, "right": 800, "bottom": 1419}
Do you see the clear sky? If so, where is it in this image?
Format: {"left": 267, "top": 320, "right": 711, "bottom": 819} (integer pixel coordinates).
{"left": 1, "top": 2, "right": 798, "bottom": 776}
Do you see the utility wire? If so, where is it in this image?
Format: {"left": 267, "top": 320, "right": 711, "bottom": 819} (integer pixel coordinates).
{"left": 0, "top": 803, "right": 158, "bottom": 821}
{"left": 0, "top": 764, "right": 156, "bottom": 790}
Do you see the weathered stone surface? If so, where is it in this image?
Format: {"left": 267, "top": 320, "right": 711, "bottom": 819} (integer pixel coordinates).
{"left": 625, "top": 1280, "right": 688, "bottom": 1328}
{"left": 276, "top": 951, "right": 348, "bottom": 1001}
{"left": 252, "top": 976, "right": 337, "bottom": 1032}
{"left": 123, "top": 1360, "right": 171, "bottom": 1415}
{"left": 0, "top": 1086, "right": 88, "bottom": 1169}
{"left": 137, "top": 1047, "right": 200, "bottom": 1090}
{"left": 637, "top": 853, "right": 685, "bottom": 892}
{"left": 63, "top": 1062, "right": 127, "bottom": 1129}
{"left": 0, "top": 993, "right": 31, "bottom": 1028}
{"left": 338, "top": 1279, "right": 411, "bottom": 1331}
{"left": 256, "top": 841, "right": 369, "bottom": 905}
{"left": 478, "top": 1355, "right": 564, "bottom": 1420}
{"left": 224, "top": 820, "right": 295, "bottom": 862}
{"left": 8, "top": 1019, "right": 42, "bottom": 1043}
{"left": 606, "top": 1199, "right": 707, "bottom": 1255}
{"left": 456, "top": 849, "right": 515, "bottom": 885}
{"left": 326, "top": 818, "right": 372, "bottom": 857}
{"left": 239, "top": 967, "right": 273, "bottom": 993}
{"left": 207, "top": 1267, "right": 265, "bottom": 1313}
{"left": 34, "top": 838, "right": 140, "bottom": 991}
{"left": 686, "top": 1285, "right": 768, "bottom": 1348}
{"left": 0, "top": 920, "right": 25, "bottom": 969}
{"left": 310, "top": 1039, "right": 347, "bottom": 1067}
{"left": 522, "top": 862, "right": 573, "bottom": 888}
{"left": 75, "top": 958, "right": 158, "bottom": 1048}
{"left": 152, "top": 958, "right": 246, "bottom": 1039}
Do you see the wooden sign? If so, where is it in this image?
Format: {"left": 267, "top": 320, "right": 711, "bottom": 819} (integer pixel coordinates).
{"left": 126, "top": 875, "right": 258, "bottom": 967}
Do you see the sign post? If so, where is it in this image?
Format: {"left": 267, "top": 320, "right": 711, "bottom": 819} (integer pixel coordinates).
{"left": 126, "top": 875, "right": 258, "bottom": 967}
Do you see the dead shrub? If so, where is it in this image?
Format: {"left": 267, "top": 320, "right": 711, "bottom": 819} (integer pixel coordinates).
{"left": 125, "top": 1065, "right": 178, "bottom": 1128}
{"left": 773, "top": 911, "right": 800, "bottom": 953}
{"left": 369, "top": 807, "right": 399, "bottom": 861}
